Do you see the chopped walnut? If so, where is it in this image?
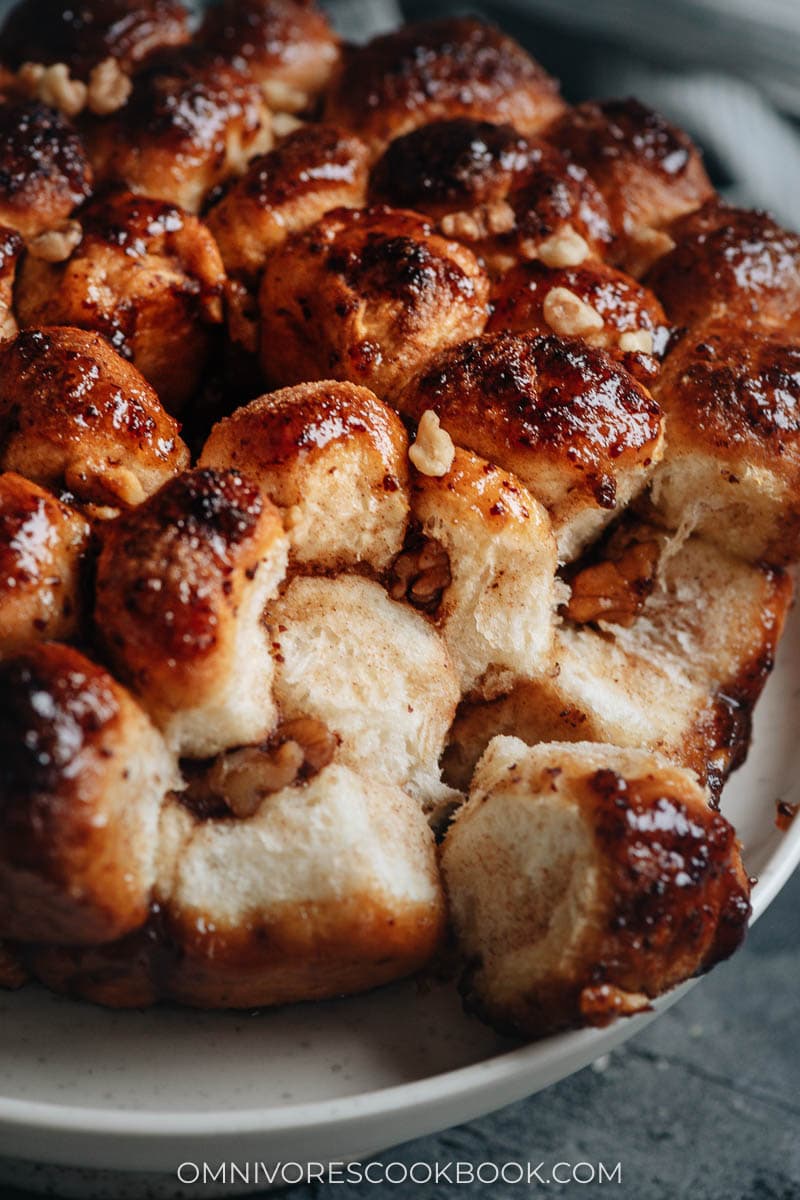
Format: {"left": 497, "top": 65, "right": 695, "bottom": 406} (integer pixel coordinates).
{"left": 441, "top": 201, "right": 515, "bottom": 242}
{"left": 272, "top": 112, "right": 305, "bottom": 138}
{"left": 205, "top": 717, "right": 339, "bottom": 819}
{"left": 18, "top": 62, "right": 87, "bottom": 117}
{"left": 410, "top": 410, "right": 455, "bottom": 477}
{"left": 543, "top": 287, "right": 604, "bottom": 338}
{"left": 440, "top": 210, "right": 483, "bottom": 241}
{"left": 534, "top": 225, "right": 591, "bottom": 268}
{"left": 625, "top": 226, "right": 676, "bottom": 277}
{"left": 563, "top": 539, "right": 660, "bottom": 628}
{"left": 618, "top": 328, "right": 654, "bottom": 355}
{"left": 390, "top": 531, "right": 452, "bottom": 613}
{"left": 87, "top": 57, "right": 132, "bottom": 116}
{"left": 28, "top": 219, "right": 82, "bottom": 262}
{"left": 262, "top": 79, "right": 308, "bottom": 114}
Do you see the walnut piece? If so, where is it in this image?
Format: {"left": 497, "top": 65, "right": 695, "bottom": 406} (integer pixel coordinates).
{"left": 625, "top": 226, "right": 676, "bottom": 277}
{"left": 543, "top": 286, "right": 604, "bottom": 338}
{"left": 18, "top": 62, "right": 87, "bottom": 117}
{"left": 440, "top": 201, "right": 515, "bottom": 242}
{"left": 87, "top": 57, "right": 132, "bottom": 116}
{"left": 262, "top": 79, "right": 307, "bottom": 114}
{"left": 28, "top": 220, "right": 82, "bottom": 262}
{"left": 409, "top": 410, "right": 455, "bottom": 477}
{"left": 563, "top": 540, "right": 660, "bottom": 628}
{"left": 534, "top": 225, "right": 591, "bottom": 268}
{"left": 389, "top": 532, "right": 452, "bottom": 613}
{"left": 619, "top": 328, "right": 654, "bottom": 355}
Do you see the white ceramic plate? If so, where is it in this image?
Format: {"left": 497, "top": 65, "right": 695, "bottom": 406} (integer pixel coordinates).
{"left": 1, "top": 604, "right": 800, "bottom": 1199}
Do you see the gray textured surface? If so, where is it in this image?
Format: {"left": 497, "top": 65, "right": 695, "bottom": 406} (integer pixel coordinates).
{"left": 6, "top": 865, "right": 798, "bottom": 1200}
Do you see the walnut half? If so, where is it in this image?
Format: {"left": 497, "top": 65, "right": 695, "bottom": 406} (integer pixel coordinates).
{"left": 563, "top": 540, "right": 660, "bottom": 628}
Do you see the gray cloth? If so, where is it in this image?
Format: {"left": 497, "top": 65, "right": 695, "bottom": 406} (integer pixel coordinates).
{"left": 325, "top": 0, "right": 800, "bottom": 229}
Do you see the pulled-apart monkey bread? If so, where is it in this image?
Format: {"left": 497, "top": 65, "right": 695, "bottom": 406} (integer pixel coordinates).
{"left": 0, "top": 4, "right": 795, "bottom": 1041}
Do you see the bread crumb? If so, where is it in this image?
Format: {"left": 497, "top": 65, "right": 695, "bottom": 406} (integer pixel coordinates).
{"left": 28, "top": 219, "right": 82, "bottom": 262}
{"left": 410, "top": 410, "right": 455, "bottom": 477}
{"left": 543, "top": 287, "right": 604, "bottom": 337}
{"left": 87, "top": 57, "right": 132, "bottom": 116}
{"left": 535, "top": 225, "right": 590, "bottom": 268}
{"left": 18, "top": 62, "right": 87, "bottom": 117}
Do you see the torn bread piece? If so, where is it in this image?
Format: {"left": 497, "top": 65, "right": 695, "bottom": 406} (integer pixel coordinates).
{"left": 442, "top": 738, "right": 750, "bottom": 1038}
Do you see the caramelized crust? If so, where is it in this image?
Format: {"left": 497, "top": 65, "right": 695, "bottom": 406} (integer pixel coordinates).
{"left": 200, "top": 380, "right": 409, "bottom": 572}
{"left": 650, "top": 322, "right": 800, "bottom": 562}
{"left": 0, "top": 225, "right": 22, "bottom": 341}
{"left": 258, "top": 205, "right": 490, "bottom": 400}
{"left": 87, "top": 53, "right": 273, "bottom": 214}
{"left": 0, "top": 0, "right": 190, "bottom": 80}
{"left": 442, "top": 739, "right": 751, "bottom": 1038}
{"left": 397, "top": 332, "right": 664, "bottom": 559}
{"left": 370, "top": 119, "right": 611, "bottom": 273}
{"left": 208, "top": 124, "right": 369, "bottom": 284}
{"left": 15, "top": 192, "right": 226, "bottom": 411}
{"left": 0, "top": 101, "right": 92, "bottom": 239}
{"left": 95, "top": 468, "right": 289, "bottom": 757}
{"left": 0, "top": 473, "right": 89, "bottom": 652}
{"left": 324, "top": 18, "right": 566, "bottom": 157}
{"left": 645, "top": 200, "right": 800, "bottom": 335}
{"left": 0, "top": 642, "right": 176, "bottom": 945}
{"left": 197, "top": 0, "right": 340, "bottom": 113}
{"left": 489, "top": 259, "right": 668, "bottom": 380}
{"left": 0, "top": 326, "right": 189, "bottom": 508}
{"left": 550, "top": 99, "right": 713, "bottom": 270}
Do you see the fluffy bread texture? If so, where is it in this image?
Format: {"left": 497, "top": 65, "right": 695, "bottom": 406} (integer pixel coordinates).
{"left": 396, "top": 331, "right": 664, "bottom": 562}
{"left": 0, "top": 643, "right": 178, "bottom": 945}
{"left": 442, "top": 738, "right": 751, "bottom": 1038}
{"left": 95, "top": 468, "right": 289, "bottom": 758}
{"left": 0, "top": 326, "right": 189, "bottom": 509}
{"left": 200, "top": 380, "right": 409, "bottom": 573}
{"left": 29, "top": 762, "right": 444, "bottom": 1008}
{"left": 267, "top": 574, "right": 460, "bottom": 812}
{"left": 445, "top": 527, "right": 792, "bottom": 796}
{"left": 258, "top": 205, "right": 490, "bottom": 401}
{"left": 405, "top": 447, "right": 558, "bottom": 697}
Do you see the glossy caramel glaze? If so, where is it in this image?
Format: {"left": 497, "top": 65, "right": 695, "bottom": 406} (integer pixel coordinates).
{"left": 0, "top": 224, "right": 22, "bottom": 341}
{"left": 95, "top": 468, "right": 284, "bottom": 701}
{"left": 197, "top": 0, "right": 339, "bottom": 109}
{"left": 207, "top": 123, "right": 369, "bottom": 284}
{"left": 87, "top": 51, "right": 273, "bottom": 213}
{"left": 0, "top": 101, "right": 92, "bottom": 239}
{"left": 489, "top": 259, "right": 669, "bottom": 380}
{"left": 15, "top": 191, "right": 226, "bottom": 411}
{"left": 258, "top": 205, "right": 489, "bottom": 399}
{"left": 549, "top": 98, "right": 713, "bottom": 257}
{"left": 324, "top": 18, "right": 566, "bottom": 156}
{"left": 0, "top": 472, "right": 90, "bottom": 652}
{"left": 645, "top": 200, "right": 800, "bottom": 334}
{"left": 397, "top": 331, "right": 663, "bottom": 512}
{"left": 0, "top": 326, "right": 189, "bottom": 507}
{"left": 0, "top": 0, "right": 190, "bottom": 79}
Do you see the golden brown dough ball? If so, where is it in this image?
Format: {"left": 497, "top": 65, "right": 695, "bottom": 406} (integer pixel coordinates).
{"left": 267, "top": 573, "right": 460, "bottom": 814}
{"left": 549, "top": 98, "right": 714, "bottom": 275}
{"left": 396, "top": 331, "right": 664, "bottom": 561}
{"left": 15, "top": 192, "right": 226, "bottom": 412}
{"left": 324, "top": 18, "right": 566, "bottom": 158}
{"left": 200, "top": 380, "right": 409, "bottom": 573}
{"left": 0, "top": 326, "right": 189, "bottom": 509}
{"left": 197, "top": 0, "right": 340, "bottom": 115}
{"left": 0, "top": 101, "right": 92, "bottom": 240}
{"left": 0, "top": 473, "right": 89, "bottom": 652}
{"left": 398, "top": 446, "right": 558, "bottom": 697}
{"left": 370, "top": 119, "right": 612, "bottom": 274}
{"left": 0, "top": 0, "right": 190, "bottom": 80}
{"left": 95, "top": 468, "right": 289, "bottom": 759}
{"left": 445, "top": 524, "right": 792, "bottom": 797}
{"left": 489, "top": 259, "right": 669, "bottom": 382}
{"left": 87, "top": 52, "right": 273, "bottom": 214}
{"left": 208, "top": 124, "right": 369, "bottom": 285}
{"left": 644, "top": 200, "right": 800, "bottom": 336}
{"left": 28, "top": 762, "right": 445, "bottom": 1009}
{"left": 0, "top": 642, "right": 178, "bottom": 945}
{"left": 0, "top": 226, "right": 22, "bottom": 341}
{"left": 649, "top": 322, "right": 800, "bottom": 564}
{"left": 442, "top": 738, "right": 750, "bottom": 1038}
{"left": 258, "top": 205, "right": 490, "bottom": 400}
